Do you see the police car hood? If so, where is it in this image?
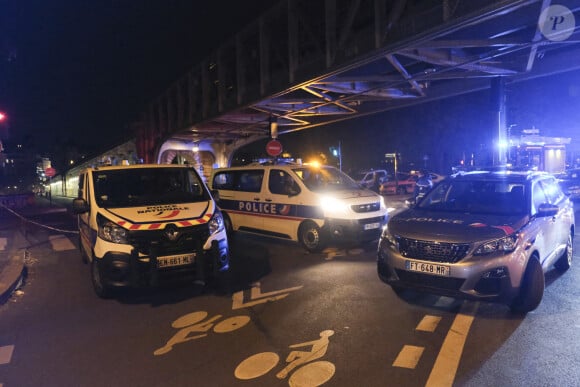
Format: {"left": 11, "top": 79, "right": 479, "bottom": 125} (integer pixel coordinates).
{"left": 104, "top": 202, "right": 211, "bottom": 224}
{"left": 325, "top": 188, "right": 378, "bottom": 200}
{"left": 389, "top": 208, "right": 529, "bottom": 243}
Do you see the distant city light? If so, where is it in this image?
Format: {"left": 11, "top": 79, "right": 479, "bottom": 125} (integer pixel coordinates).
{"left": 0, "top": 112, "right": 6, "bottom": 121}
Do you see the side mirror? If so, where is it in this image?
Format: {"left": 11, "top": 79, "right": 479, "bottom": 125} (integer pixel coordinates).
{"left": 537, "top": 203, "right": 558, "bottom": 217}
{"left": 72, "top": 198, "right": 89, "bottom": 214}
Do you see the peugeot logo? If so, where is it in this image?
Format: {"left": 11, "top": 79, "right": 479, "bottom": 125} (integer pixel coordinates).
{"left": 164, "top": 224, "right": 180, "bottom": 241}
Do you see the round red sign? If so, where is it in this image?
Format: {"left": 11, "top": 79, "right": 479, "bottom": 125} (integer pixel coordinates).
{"left": 45, "top": 167, "right": 56, "bottom": 177}
{"left": 266, "top": 139, "right": 283, "bottom": 157}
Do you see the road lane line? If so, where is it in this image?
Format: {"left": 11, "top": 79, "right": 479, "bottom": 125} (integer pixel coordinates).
{"left": 0, "top": 345, "right": 14, "bottom": 365}
{"left": 416, "top": 315, "right": 442, "bottom": 332}
{"left": 48, "top": 235, "right": 76, "bottom": 251}
{"left": 393, "top": 345, "right": 425, "bottom": 369}
{"left": 425, "top": 302, "right": 479, "bottom": 387}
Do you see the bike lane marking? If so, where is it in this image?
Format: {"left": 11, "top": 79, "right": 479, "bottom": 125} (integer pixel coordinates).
{"left": 426, "top": 301, "right": 479, "bottom": 387}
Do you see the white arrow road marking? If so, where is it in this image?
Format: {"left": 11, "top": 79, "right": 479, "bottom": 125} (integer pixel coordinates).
{"left": 48, "top": 235, "right": 76, "bottom": 251}
{"left": 0, "top": 237, "right": 6, "bottom": 251}
{"left": 426, "top": 302, "right": 479, "bottom": 387}
{"left": 0, "top": 345, "right": 14, "bottom": 365}
{"left": 232, "top": 282, "right": 303, "bottom": 310}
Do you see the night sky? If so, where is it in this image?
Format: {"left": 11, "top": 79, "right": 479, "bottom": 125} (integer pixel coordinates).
{"left": 0, "top": 0, "right": 272, "bottom": 151}
{"left": 1, "top": 1, "right": 579, "bottom": 173}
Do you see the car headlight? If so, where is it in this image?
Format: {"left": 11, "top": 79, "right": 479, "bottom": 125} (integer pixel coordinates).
{"left": 319, "top": 195, "right": 348, "bottom": 214}
{"left": 98, "top": 220, "right": 128, "bottom": 244}
{"left": 209, "top": 210, "right": 224, "bottom": 235}
{"left": 380, "top": 225, "right": 399, "bottom": 251}
{"left": 474, "top": 235, "right": 518, "bottom": 255}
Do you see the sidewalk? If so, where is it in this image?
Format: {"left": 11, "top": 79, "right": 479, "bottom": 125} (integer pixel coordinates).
{"left": 0, "top": 195, "right": 72, "bottom": 304}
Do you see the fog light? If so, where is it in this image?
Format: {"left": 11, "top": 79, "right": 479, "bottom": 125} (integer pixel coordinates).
{"left": 482, "top": 267, "right": 508, "bottom": 278}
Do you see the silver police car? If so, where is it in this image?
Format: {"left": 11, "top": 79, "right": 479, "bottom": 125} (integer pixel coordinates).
{"left": 377, "top": 169, "right": 574, "bottom": 313}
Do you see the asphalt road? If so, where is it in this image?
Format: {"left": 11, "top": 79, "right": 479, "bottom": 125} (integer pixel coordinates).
{"left": 0, "top": 202, "right": 579, "bottom": 387}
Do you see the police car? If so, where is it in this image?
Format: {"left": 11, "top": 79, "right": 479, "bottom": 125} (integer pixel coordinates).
{"left": 211, "top": 163, "right": 388, "bottom": 252}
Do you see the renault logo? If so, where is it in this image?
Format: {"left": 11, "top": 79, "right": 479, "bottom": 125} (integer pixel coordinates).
{"left": 164, "top": 224, "right": 180, "bottom": 241}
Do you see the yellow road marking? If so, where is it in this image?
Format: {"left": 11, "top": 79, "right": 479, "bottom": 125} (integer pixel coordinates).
{"left": 416, "top": 315, "right": 442, "bottom": 332}
{"left": 426, "top": 302, "right": 479, "bottom": 387}
{"left": 0, "top": 345, "right": 14, "bottom": 365}
{"left": 393, "top": 345, "right": 425, "bottom": 369}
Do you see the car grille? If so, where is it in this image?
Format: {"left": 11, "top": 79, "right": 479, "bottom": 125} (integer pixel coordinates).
{"left": 128, "top": 224, "right": 210, "bottom": 256}
{"left": 395, "top": 269, "right": 465, "bottom": 291}
{"left": 351, "top": 202, "right": 381, "bottom": 213}
{"left": 397, "top": 237, "right": 470, "bottom": 263}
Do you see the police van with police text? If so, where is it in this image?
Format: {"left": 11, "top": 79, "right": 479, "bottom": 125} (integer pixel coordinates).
{"left": 210, "top": 163, "right": 388, "bottom": 252}
{"left": 72, "top": 164, "right": 230, "bottom": 298}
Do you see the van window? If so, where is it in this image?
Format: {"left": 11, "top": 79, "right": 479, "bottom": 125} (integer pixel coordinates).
{"left": 269, "top": 169, "right": 300, "bottom": 195}
{"left": 212, "top": 170, "right": 264, "bottom": 193}
{"left": 93, "top": 167, "right": 208, "bottom": 207}
{"left": 293, "top": 166, "right": 359, "bottom": 192}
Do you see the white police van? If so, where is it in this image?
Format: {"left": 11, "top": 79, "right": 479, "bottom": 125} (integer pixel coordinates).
{"left": 210, "top": 163, "right": 388, "bottom": 252}
{"left": 72, "top": 164, "right": 229, "bottom": 298}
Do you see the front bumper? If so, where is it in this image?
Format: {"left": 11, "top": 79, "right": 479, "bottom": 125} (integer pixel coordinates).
{"left": 96, "top": 238, "right": 229, "bottom": 288}
{"left": 325, "top": 215, "right": 387, "bottom": 242}
{"left": 376, "top": 238, "right": 520, "bottom": 303}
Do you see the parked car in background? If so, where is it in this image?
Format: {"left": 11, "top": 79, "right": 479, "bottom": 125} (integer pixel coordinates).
{"left": 353, "top": 169, "right": 388, "bottom": 192}
{"left": 558, "top": 168, "right": 580, "bottom": 201}
{"left": 379, "top": 171, "right": 445, "bottom": 195}
{"left": 378, "top": 169, "right": 574, "bottom": 313}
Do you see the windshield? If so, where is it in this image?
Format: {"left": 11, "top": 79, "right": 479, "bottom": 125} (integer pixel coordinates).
{"left": 417, "top": 179, "right": 527, "bottom": 215}
{"left": 92, "top": 167, "right": 209, "bottom": 208}
{"left": 293, "top": 166, "right": 360, "bottom": 192}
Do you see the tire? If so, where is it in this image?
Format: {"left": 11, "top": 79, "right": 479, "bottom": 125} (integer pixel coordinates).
{"left": 223, "top": 213, "right": 235, "bottom": 238}
{"left": 554, "top": 232, "right": 573, "bottom": 272}
{"left": 298, "top": 221, "right": 326, "bottom": 252}
{"left": 510, "top": 257, "right": 544, "bottom": 314}
{"left": 91, "top": 258, "right": 113, "bottom": 299}
{"left": 391, "top": 285, "right": 405, "bottom": 297}
{"left": 79, "top": 236, "right": 88, "bottom": 264}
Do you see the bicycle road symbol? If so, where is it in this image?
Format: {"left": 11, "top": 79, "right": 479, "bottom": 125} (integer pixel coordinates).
{"left": 235, "top": 330, "right": 335, "bottom": 386}
{"left": 154, "top": 311, "right": 250, "bottom": 356}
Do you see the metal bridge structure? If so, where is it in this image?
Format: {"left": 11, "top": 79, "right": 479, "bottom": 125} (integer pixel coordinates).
{"left": 134, "top": 0, "right": 580, "bottom": 169}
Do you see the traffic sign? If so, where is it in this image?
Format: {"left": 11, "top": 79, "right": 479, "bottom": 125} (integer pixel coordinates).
{"left": 45, "top": 167, "right": 56, "bottom": 177}
{"left": 266, "top": 139, "right": 283, "bottom": 157}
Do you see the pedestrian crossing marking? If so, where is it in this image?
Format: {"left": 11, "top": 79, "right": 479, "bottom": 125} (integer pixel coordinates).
{"left": 49, "top": 235, "right": 76, "bottom": 251}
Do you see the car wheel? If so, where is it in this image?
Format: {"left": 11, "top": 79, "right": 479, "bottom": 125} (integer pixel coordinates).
{"left": 298, "top": 221, "right": 326, "bottom": 252}
{"left": 79, "top": 236, "right": 88, "bottom": 264}
{"left": 223, "top": 212, "right": 235, "bottom": 238}
{"left": 91, "top": 258, "right": 113, "bottom": 299}
{"left": 554, "top": 232, "right": 573, "bottom": 272}
{"left": 510, "top": 257, "right": 544, "bottom": 314}
{"left": 391, "top": 285, "right": 406, "bottom": 297}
